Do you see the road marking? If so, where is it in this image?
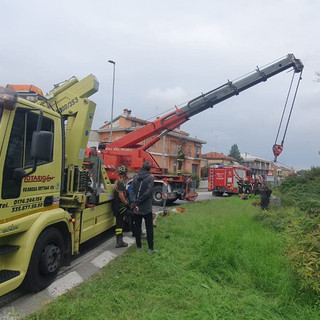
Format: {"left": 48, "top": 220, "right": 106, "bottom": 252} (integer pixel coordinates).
{"left": 91, "top": 251, "right": 116, "bottom": 268}
{"left": 47, "top": 271, "right": 83, "bottom": 298}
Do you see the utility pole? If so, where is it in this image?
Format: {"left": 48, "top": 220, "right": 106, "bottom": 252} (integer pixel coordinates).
{"left": 108, "top": 60, "right": 115, "bottom": 142}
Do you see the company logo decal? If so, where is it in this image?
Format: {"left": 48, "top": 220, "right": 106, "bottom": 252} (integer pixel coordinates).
{"left": 24, "top": 175, "right": 55, "bottom": 183}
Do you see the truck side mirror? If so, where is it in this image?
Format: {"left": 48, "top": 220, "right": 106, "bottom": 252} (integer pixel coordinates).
{"left": 31, "top": 131, "right": 54, "bottom": 161}
{"left": 13, "top": 168, "right": 28, "bottom": 180}
{"left": 13, "top": 131, "right": 54, "bottom": 180}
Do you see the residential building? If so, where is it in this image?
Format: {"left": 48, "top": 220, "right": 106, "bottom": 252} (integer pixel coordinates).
{"left": 266, "top": 164, "right": 294, "bottom": 186}
{"left": 201, "top": 152, "right": 238, "bottom": 166}
{"left": 89, "top": 109, "right": 206, "bottom": 177}
{"left": 241, "top": 152, "right": 272, "bottom": 179}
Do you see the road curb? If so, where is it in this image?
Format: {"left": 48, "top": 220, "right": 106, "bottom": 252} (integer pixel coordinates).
{"left": 0, "top": 211, "right": 164, "bottom": 319}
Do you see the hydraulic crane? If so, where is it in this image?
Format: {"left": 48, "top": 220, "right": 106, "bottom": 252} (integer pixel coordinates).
{"left": 93, "top": 54, "right": 303, "bottom": 205}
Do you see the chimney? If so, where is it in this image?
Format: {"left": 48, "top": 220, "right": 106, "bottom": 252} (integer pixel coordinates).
{"left": 123, "top": 108, "right": 132, "bottom": 117}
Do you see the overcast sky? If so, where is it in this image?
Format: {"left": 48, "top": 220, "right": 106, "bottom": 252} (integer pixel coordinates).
{"left": 2, "top": 0, "right": 319, "bottom": 170}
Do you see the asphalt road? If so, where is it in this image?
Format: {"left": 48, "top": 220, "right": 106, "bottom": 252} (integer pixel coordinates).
{"left": 0, "top": 191, "right": 214, "bottom": 319}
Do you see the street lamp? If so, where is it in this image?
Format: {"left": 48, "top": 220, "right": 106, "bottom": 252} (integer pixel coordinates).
{"left": 108, "top": 60, "right": 116, "bottom": 142}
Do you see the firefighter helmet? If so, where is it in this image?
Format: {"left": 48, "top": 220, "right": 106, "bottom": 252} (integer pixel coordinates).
{"left": 118, "top": 165, "right": 128, "bottom": 175}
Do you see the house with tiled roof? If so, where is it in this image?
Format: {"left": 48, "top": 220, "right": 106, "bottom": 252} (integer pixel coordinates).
{"left": 201, "top": 152, "right": 238, "bottom": 166}
{"left": 198, "top": 151, "right": 238, "bottom": 178}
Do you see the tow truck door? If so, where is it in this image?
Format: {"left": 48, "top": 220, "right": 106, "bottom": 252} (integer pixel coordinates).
{"left": 0, "top": 105, "right": 62, "bottom": 226}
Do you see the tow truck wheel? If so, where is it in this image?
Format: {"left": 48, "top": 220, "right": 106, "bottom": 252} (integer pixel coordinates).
{"left": 152, "top": 185, "right": 163, "bottom": 206}
{"left": 24, "top": 228, "right": 64, "bottom": 292}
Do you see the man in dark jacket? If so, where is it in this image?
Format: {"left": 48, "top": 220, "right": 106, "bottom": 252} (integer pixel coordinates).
{"left": 130, "top": 161, "right": 158, "bottom": 253}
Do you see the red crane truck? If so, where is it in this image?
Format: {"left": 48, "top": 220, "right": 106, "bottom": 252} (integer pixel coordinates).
{"left": 89, "top": 54, "right": 303, "bottom": 205}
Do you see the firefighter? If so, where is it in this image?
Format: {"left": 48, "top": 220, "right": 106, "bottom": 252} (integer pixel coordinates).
{"left": 238, "top": 179, "right": 244, "bottom": 194}
{"left": 252, "top": 179, "right": 261, "bottom": 195}
{"left": 177, "top": 147, "right": 185, "bottom": 175}
{"left": 244, "top": 179, "right": 252, "bottom": 194}
{"left": 111, "top": 165, "right": 132, "bottom": 248}
{"left": 258, "top": 182, "right": 272, "bottom": 211}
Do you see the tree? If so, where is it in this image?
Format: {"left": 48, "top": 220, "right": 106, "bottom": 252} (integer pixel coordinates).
{"left": 228, "top": 144, "right": 243, "bottom": 164}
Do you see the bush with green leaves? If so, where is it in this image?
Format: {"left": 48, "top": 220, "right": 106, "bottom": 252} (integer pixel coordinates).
{"left": 280, "top": 167, "right": 320, "bottom": 216}
{"left": 254, "top": 167, "right": 320, "bottom": 295}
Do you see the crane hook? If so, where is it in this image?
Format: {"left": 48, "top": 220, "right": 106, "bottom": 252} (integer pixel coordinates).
{"left": 272, "top": 144, "right": 283, "bottom": 162}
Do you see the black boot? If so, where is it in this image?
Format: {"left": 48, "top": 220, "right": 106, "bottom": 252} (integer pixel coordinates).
{"left": 116, "top": 234, "right": 128, "bottom": 248}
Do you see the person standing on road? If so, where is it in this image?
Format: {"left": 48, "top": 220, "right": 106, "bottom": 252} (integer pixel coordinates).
{"left": 130, "top": 161, "right": 158, "bottom": 253}
{"left": 112, "top": 165, "right": 132, "bottom": 248}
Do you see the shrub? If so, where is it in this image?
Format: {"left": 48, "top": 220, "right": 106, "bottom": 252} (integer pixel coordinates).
{"left": 254, "top": 167, "right": 320, "bottom": 295}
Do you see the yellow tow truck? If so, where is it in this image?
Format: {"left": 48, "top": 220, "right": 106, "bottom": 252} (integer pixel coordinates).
{"left": 0, "top": 75, "right": 115, "bottom": 297}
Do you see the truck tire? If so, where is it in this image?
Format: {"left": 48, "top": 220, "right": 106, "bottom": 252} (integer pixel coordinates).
{"left": 152, "top": 185, "right": 163, "bottom": 206}
{"left": 23, "top": 227, "right": 64, "bottom": 292}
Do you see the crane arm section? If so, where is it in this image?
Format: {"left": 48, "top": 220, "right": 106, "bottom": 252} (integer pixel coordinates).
{"left": 110, "top": 108, "right": 188, "bottom": 149}
{"left": 180, "top": 53, "right": 303, "bottom": 118}
{"left": 111, "top": 54, "right": 303, "bottom": 150}
{"left": 47, "top": 74, "right": 99, "bottom": 168}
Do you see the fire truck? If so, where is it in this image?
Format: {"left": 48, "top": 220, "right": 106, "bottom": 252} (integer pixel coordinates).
{"left": 88, "top": 54, "right": 303, "bottom": 206}
{"left": 208, "top": 165, "right": 252, "bottom": 196}
{"left": 0, "top": 53, "right": 303, "bottom": 297}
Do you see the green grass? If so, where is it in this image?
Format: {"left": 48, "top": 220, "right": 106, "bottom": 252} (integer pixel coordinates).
{"left": 259, "top": 168, "right": 320, "bottom": 295}
{"left": 25, "top": 197, "right": 320, "bottom": 320}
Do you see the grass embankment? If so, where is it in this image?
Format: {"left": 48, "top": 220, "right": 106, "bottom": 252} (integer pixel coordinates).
{"left": 256, "top": 167, "right": 320, "bottom": 296}
{"left": 25, "top": 197, "right": 320, "bottom": 320}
